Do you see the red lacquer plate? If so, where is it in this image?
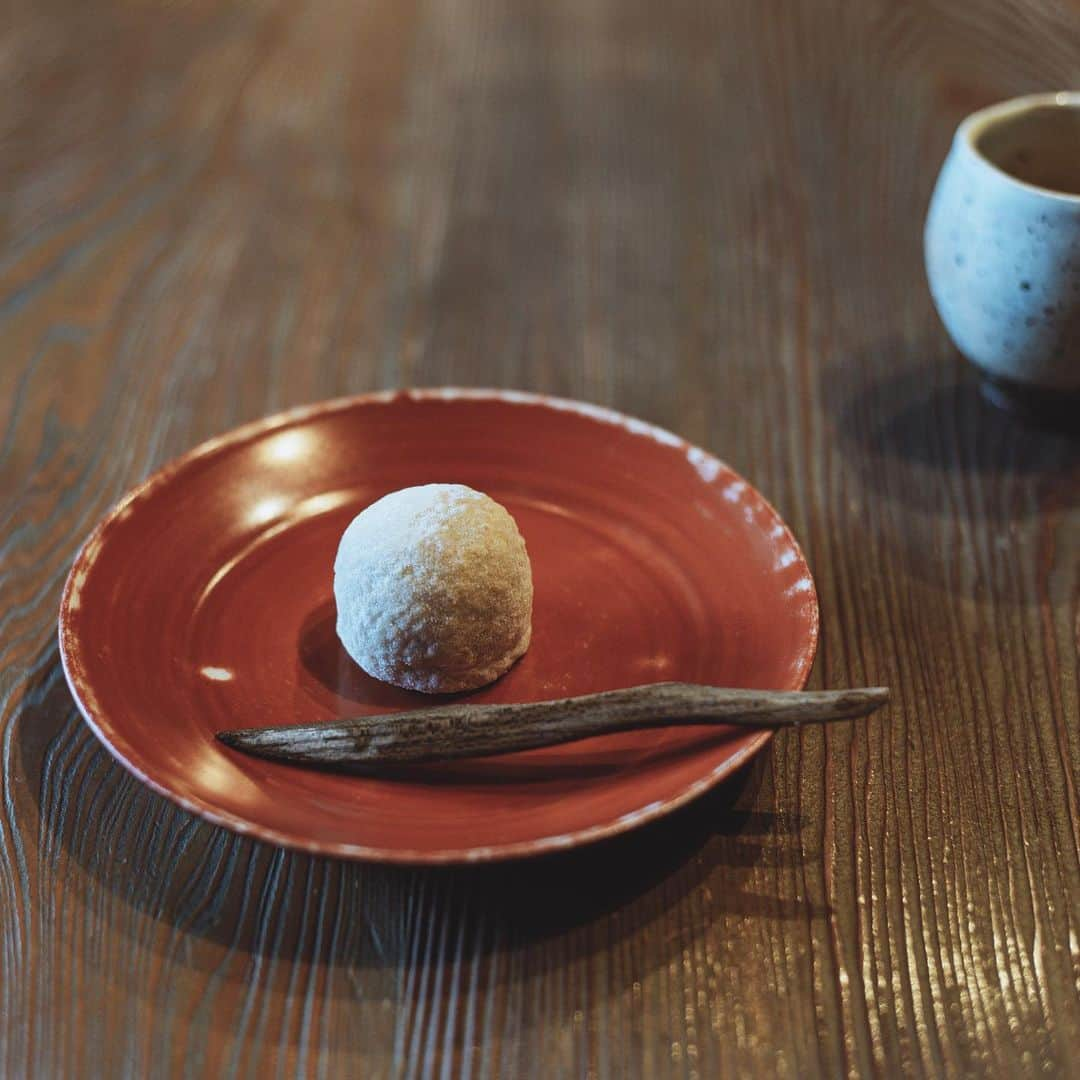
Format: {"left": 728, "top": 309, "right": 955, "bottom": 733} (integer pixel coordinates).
{"left": 58, "top": 390, "right": 818, "bottom": 863}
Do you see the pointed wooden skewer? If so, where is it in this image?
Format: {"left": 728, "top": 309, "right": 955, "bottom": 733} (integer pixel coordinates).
{"left": 217, "top": 682, "right": 890, "bottom": 771}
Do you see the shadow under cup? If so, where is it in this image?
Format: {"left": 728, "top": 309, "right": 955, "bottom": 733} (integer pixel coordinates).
{"left": 925, "top": 93, "right": 1080, "bottom": 425}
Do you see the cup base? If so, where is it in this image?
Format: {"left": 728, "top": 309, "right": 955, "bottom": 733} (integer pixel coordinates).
{"left": 978, "top": 373, "right": 1080, "bottom": 434}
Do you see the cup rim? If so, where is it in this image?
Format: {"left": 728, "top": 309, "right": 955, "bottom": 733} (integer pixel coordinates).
{"left": 957, "top": 91, "right": 1080, "bottom": 205}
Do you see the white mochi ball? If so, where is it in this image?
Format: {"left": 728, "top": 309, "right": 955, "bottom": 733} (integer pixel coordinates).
{"left": 333, "top": 484, "right": 533, "bottom": 693}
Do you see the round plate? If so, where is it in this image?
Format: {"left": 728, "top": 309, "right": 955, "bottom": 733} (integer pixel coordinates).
{"left": 59, "top": 390, "right": 818, "bottom": 863}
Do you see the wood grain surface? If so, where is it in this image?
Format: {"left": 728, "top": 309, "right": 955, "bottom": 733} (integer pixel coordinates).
{"left": 2, "top": 0, "right": 1079, "bottom": 1075}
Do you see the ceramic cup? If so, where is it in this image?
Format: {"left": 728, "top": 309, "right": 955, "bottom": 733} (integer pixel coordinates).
{"left": 925, "top": 92, "right": 1080, "bottom": 416}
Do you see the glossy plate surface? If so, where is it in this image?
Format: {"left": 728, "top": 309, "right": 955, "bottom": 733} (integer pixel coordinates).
{"left": 59, "top": 390, "right": 818, "bottom": 862}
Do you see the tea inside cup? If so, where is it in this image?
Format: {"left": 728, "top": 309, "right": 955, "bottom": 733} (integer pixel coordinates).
{"left": 973, "top": 95, "right": 1080, "bottom": 197}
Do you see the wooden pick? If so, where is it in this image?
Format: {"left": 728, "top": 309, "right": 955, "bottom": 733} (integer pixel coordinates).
{"left": 217, "top": 682, "right": 889, "bottom": 770}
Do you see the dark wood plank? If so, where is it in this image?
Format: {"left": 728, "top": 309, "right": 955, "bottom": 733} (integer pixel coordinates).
{"left": 1, "top": 0, "right": 1078, "bottom": 1076}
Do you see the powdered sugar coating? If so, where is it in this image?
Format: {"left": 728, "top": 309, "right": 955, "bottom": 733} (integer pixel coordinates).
{"left": 333, "top": 484, "right": 533, "bottom": 693}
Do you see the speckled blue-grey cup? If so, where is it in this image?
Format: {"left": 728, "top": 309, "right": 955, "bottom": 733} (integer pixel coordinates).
{"left": 926, "top": 93, "right": 1080, "bottom": 401}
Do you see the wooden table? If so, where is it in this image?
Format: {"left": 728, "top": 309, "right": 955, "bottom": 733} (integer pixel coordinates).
{"left": 3, "top": 1, "right": 1078, "bottom": 1075}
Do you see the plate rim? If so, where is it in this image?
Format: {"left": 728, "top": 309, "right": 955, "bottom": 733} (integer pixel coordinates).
{"left": 58, "top": 388, "right": 819, "bottom": 863}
